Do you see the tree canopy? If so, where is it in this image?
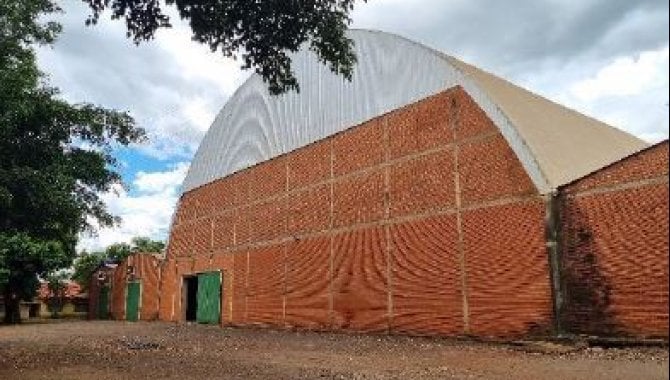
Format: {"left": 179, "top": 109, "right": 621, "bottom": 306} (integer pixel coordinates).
{"left": 82, "top": 0, "right": 366, "bottom": 94}
{"left": 0, "top": 0, "right": 145, "bottom": 323}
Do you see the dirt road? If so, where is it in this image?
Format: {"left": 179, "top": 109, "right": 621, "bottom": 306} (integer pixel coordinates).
{"left": 0, "top": 321, "right": 667, "bottom": 379}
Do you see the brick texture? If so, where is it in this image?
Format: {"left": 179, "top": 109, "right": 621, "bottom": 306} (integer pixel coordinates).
{"left": 390, "top": 215, "right": 463, "bottom": 335}
{"left": 101, "top": 253, "right": 162, "bottom": 322}
{"left": 285, "top": 236, "right": 331, "bottom": 329}
{"left": 333, "top": 169, "right": 385, "bottom": 227}
{"left": 331, "top": 227, "right": 388, "bottom": 332}
{"left": 160, "top": 86, "right": 669, "bottom": 341}
{"left": 560, "top": 142, "right": 669, "bottom": 338}
{"left": 463, "top": 201, "right": 552, "bottom": 337}
{"left": 389, "top": 149, "right": 455, "bottom": 218}
{"left": 246, "top": 245, "right": 285, "bottom": 325}
{"left": 459, "top": 134, "right": 536, "bottom": 204}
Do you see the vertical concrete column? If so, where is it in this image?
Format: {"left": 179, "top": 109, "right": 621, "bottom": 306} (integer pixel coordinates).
{"left": 451, "top": 96, "right": 470, "bottom": 334}
{"left": 545, "top": 192, "right": 564, "bottom": 336}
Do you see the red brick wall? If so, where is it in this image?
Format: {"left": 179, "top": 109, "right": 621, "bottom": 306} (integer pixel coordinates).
{"left": 107, "top": 253, "right": 162, "bottom": 321}
{"left": 163, "top": 87, "right": 553, "bottom": 338}
{"left": 560, "top": 141, "right": 669, "bottom": 338}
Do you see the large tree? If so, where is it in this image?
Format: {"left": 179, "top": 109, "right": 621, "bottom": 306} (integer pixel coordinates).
{"left": 82, "top": 0, "right": 366, "bottom": 94}
{"left": 0, "top": 0, "right": 144, "bottom": 323}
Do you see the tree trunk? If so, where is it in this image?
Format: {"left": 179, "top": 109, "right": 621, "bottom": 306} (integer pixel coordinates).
{"left": 3, "top": 289, "right": 22, "bottom": 324}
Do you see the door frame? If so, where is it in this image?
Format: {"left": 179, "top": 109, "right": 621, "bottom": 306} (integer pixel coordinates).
{"left": 181, "top": 270, "right": 222, "bottom": 323}
{"left": 125, "top": 280, "right": 142, "bottom": 322}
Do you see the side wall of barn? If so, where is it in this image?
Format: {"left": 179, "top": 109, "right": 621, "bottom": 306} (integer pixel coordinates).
{"left": 559, "top": 141, "right": 669, "bottom": 338}
{"left": 105, "top": 254, "right": 161, "bottom": 321}
{"left": 161, "top": 87, "right": 553, "bottom": 338}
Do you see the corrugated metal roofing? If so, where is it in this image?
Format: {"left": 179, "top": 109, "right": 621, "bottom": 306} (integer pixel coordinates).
{"left": 181, "top": 29, "right": 648, "bottom": 195}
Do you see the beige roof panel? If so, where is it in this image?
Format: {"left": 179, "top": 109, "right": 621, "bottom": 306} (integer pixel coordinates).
{"left": 445, "top": 57, "right": 650, "bottom": 189}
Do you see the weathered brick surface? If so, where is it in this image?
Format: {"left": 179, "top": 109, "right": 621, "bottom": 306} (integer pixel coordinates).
{"left": 390, "top": 215, "right": 463, "bottom": 335}
{"left": 248, "top": 198, "right": 286, "bottom": 243}
{"left": 387, "top": 91, "right": 454, "bottom": 159}
{"left": 246, "top": 245, "right": 285, "bottom": 325}
{"left": 454, "top": 89, "right": 497, "bottom": 140}
{"left": 464, "top": 201, "right": 552, "bottom": 337}
{"left": 288, "top": 140, "right": 331, "bottom": 190}
{"left": 288, "top": 183, "right": 330, "bottom": 235}
{"left": 389, "top": 149, "right": 455, "bottom": 218}
{"left": 158, "top": 259, "right": 177, "bottom": 321}
{"left": 191, "top": 218, "right": 212, "bottom": 255}
{"left": 333, "top": 118, "right": 385, "bottom": 176}
{"left": 560, "top": 143, "right": 669, "bottom": 338}
{"left": 212, "top": 210, "right": 235, "bottom": 250}
{"left": 231, "top": 251, "right": 248, "bottom": 324}
{"left": 332, "top": 227, "right": 388, "bottom": 332}
{"left": 414, "top": 91, "right": 454, "bottom": 150}
{"left": 110, "top": 266, "right": 126, "bottom": 320}
{"left": 248, "top": 156, "right": 286, "bottom": 202}
{"left": 333, "top": 169, "right": 385, "bottom": 227}
{"left": 285, "top": 236, "right": 331, "bottom": 329}
{"left": 459, "top": 134, "right": 536, "bottom": 204}
{"left": 564, "top": 141, "right": 669, "bottom": 194}
{"left": 387, "top": 104, "right": 418, "bottom": 159}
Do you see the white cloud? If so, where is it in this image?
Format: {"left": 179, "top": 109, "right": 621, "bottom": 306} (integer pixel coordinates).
{"left": 570, "top": 46, "right": 669, "bottom": 101}
{"left": 36, "top": 2, "right": 248, "bottom": 162}
{"left": 77, "top": 163, "right": 189, "bottom": 252}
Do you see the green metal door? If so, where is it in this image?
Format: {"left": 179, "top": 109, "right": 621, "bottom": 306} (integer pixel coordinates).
{"left": 196, "top": 272, "right": 221, "bottom": 324}
{"left": 125, "top": 282, "right": 141, "bottom": 322}
{"left": 98, "top": 285, "right": 109, "bottom": 319}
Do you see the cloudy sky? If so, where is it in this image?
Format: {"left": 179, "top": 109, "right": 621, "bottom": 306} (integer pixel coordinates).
{"left": 36, "top": 0, "right": 669, "bottom": 251}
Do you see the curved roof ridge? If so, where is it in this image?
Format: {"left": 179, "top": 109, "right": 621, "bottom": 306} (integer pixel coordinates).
{"left": 181, "top": 29, "right": 647, "bottom": 195}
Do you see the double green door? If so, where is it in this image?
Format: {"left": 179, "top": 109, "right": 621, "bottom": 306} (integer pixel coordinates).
{"left": 196, "top": 272, "right": 221, "bottom": 324}
{"left": 126, "top": 281, "right": 141, "bottom": 322}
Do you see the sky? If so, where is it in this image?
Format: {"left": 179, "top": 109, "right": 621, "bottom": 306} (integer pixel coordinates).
{"left": 35, "top": 0, "right": 669, "bottom": 252}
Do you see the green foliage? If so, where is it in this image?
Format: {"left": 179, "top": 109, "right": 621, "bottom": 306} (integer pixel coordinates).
{"left": 0, "top": 0, "right": 145, "bottom": 323}
{"left": 71, "top": 251, "right": 105, "bottom": 290}
{"left": 45, "top": 271, "right": 68, "bottom": 318}
{"left": 104, "top": 242, "right": 132, "bottom": 262}
{"left": 130, "top": 236, "right": 165, "bottom": 253}
{"left": 82, "top": 0, "right": 366, "bottom": 94}
{"left": 0, "top": 233, "right": 68, "bottom": 299}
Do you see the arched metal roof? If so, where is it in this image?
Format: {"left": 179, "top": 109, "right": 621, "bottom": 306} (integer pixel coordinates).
{"left": 181, "top": 30, "right": 647, "bottom": 195}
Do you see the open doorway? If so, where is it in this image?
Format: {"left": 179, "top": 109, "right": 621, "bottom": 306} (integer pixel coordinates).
{"left": 184, "top": 276, "right": 198, "bottom": 322}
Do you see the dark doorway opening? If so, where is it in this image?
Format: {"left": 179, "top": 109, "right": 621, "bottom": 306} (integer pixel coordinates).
{"left": 28, "top": 303, "right": 40, "bottom": 318}
{"left": 184, "top": 276, "right": 198, "bottom": 322}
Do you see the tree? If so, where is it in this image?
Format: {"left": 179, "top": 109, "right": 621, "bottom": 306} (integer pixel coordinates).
{"left": 45, "top": 271, "right": 68, "bottom": 318}
{"left": 130, "top": 236, "right": 165, "bottom": 253}
{"left": 70, "top": 251, "right": 105, "bottom": 291}
{"left": 104, "top": 242, "right": 132, "bottom": 262}
{"left": 0, "top": 0, "right": 145, "bottom": 323}
{"left": 82, "top": 0, "right": 366, "bottom": 94}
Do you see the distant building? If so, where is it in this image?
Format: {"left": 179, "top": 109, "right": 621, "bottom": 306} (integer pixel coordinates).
{"left": 88, "top": 253, "right": 162, "bottom": 322}
{"left": 0, "top": 281, "right": 87, "bottom": 320}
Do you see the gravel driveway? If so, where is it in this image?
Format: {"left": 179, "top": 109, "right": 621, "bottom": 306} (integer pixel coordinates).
{"left": 0, "top": 321, "right": 667, "bottom": 379}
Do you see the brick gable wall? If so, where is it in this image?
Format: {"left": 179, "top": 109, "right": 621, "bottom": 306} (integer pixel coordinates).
{"left": 161, "top": 86, "right": 554, "bottom": 338}
{"left": 559, "top": 141, "right": 669, "bottom": 338}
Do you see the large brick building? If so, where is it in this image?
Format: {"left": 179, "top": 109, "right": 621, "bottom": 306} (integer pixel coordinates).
{"left": 159, "top": 30, "right": 668, "bottom": 338}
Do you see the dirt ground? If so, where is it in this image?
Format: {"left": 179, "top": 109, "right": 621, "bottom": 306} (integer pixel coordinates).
{"left": 0, "top": 321, "right": 667, "bottom": 380}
